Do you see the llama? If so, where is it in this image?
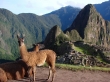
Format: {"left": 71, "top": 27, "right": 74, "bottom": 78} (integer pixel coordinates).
{"left": 0, "top": 59, "right": 33, "bottom": 81}
{"left": 17, "top": 34, "right": 56, "bottom": 82}
{"left": 33, "top": 43, "right": 57, "bottom": 81}
{"left": 0, "top": 68, "right": 7, "bottom": 82}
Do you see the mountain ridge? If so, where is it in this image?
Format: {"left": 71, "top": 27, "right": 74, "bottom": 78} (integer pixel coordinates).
{"left": 0, "top": 8, "right": 62, "bottom": 60}
{"left": 65, "top": 4, "right": 110, "bottom": 47}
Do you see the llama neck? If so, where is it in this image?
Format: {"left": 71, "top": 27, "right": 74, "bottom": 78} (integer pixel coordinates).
{"left": 35, "top": 47, "right": 39, "bottom": 52}
{"left": 19, "top": 43, "right": 29, "bottom": 62}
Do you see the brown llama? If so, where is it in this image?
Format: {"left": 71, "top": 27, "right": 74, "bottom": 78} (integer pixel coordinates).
{"left": 0, "top": 68, "right": 7, "bottom": 82}
{"left": 17, "top": 34, "right": 56, "bottom": 82}
{"left": 33, "top": 43, "right": 57, "bottom": 81}
{"left": 0, "top": 60, "right": 33, "bottom": 82}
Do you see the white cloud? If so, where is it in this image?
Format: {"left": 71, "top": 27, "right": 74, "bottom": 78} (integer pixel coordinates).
{"left": 0, "top": 0, "right": 109, "bottom": 15}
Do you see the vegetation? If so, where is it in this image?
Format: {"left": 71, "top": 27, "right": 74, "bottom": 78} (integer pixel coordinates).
{"left": 44, "top": 63, "right": 110, "bottom": 72}
{"left": 66, "top": 30, "right": 82, "bottom": 42}
{"left": 73, "top": 43, "right": 110, "bottom": 63}
{"left": 73, "top": 43, "right": 95, "bottom": 55}
{"left": 55, "top": 63, "right": 110, "bottom": 72}
{"left": 55, "top": 32, "right": 70, "bottom": 46}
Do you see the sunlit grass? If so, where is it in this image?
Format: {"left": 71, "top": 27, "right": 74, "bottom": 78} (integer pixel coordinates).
{"left": 55, "top": 63, "right": 110, "bottom": 72}
{"left": 44, "top": 63, "right": 110, "bottom": 72}
{"left": 73, "top": 46, "right": 85, "bottom": 54}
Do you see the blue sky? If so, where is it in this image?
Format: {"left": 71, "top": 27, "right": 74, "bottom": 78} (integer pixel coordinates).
{"left": 0, "top": 0, "right": 109, "bottom": 15}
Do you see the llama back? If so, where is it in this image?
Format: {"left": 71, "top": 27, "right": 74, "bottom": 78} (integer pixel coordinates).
{"left": 41, "top": 49, "right": 56, "bottom": 59}
{"left": 33, "top": 44, "right": 56, "bottom": 62}
{"left": 0, "top": 60, "right": 31, "bottom": 80}
{"left": 27, "top": 51, "right": 47, "bottom": 66}
{"left": 39, "top": 49, "right": 56, "bottom": 69}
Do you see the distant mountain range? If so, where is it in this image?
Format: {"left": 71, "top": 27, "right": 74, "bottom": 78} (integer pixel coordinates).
{"left": 94, "top": 0, "right": 110, "bottom": 21}
{"left": 0, "top": 0, "right": 110, "bottom": 60}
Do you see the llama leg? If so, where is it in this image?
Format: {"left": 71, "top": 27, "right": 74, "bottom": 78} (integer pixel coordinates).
{"left": 48, "top": 65, "right": 56, "bottom": 82}
{"left": 51, "top": 68, "right": 56, "bottom": 82}
{"left": 33, "top": 66, "right": 36, "bottom": 81}
{"left": 27, "top": 67, "right": 33, "bottom": 82}
{"left": 47, "top": 66, "right": 52, "bottom": 81}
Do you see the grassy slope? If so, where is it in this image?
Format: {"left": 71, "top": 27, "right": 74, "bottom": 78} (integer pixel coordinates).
{"left": 55, "top": 63, "right": 110, "bottom": 72}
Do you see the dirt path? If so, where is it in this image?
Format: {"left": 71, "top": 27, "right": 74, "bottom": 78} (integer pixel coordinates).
{"left": 8, "top": 67, "right": 110, "bottom": 82}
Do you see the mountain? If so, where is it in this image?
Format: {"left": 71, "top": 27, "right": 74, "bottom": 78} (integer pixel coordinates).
{"left": 44, "top": 25, "right": 69, "bottom": 48}
{"left": 65, "top": 4, "right": 110, "bottom": 48}
{"left": 0, "top": 8, "right": 61, "bottom": 60}
{"left": 46, "top": 6, "right": 80, "bottom": 31}
{"left": 94, "top": 0, "right": 110, "bottom": 21}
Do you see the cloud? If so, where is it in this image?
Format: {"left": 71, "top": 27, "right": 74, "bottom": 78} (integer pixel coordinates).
{"left": 0, "top": 0, "right": 109, "bottom": 15}
{"left": 65, "top": 1, "right": 86, "bottom": 8}
{"left": 45, "top": 6, "right": 56, "bottom": 11}
{"left": 56, "top": 1, "right": 65, "bottom": 7}
{"left": 26, "top": 1, "right": 33, "bottom": 8}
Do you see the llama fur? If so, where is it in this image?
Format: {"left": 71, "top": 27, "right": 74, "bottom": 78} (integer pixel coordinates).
{"left": 0, "top": 60, "right": 33, "bottom": 82}
{"left": 17, "top": 34, "right": 56, "bottom": 82}
{"left": 0, "top": 68, "right": 7, "bottom": 82}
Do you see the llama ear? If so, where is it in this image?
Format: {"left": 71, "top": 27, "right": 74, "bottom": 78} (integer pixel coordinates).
{"left": 22, "top": 34, "right": 25, "bottom": 41}
{"left": 17, "top": 34, "right": 20, "bottom": 39}
{"left": 22, "top": 34, "right": 25, "bottom": 38}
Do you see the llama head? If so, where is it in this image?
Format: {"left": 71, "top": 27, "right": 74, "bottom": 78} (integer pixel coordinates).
{"left": 32, "top": 43, "right": 45, "bottom": 51}
{"left": 17, "top": 34, "right": 25, "bottom": 46}
{"left": 32, "top": 44, "right": 40, "bottom": 52}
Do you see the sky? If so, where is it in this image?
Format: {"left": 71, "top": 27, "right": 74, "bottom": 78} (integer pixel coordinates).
{"left": 0, "top": 0, "right": 109, "bottom": 15}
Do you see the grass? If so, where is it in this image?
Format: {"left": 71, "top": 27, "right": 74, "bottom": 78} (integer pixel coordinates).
{"left": 55, "top": 63, "right": 110, "bottom": 72}
{"left": 44, "top": 63, "right": 110, "bottom": 72}
{"left": 73, "top": 46, "right": 85, "bottom": 54}
{"left": 72, "top": 44, "right": 92, "bottom": 55}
